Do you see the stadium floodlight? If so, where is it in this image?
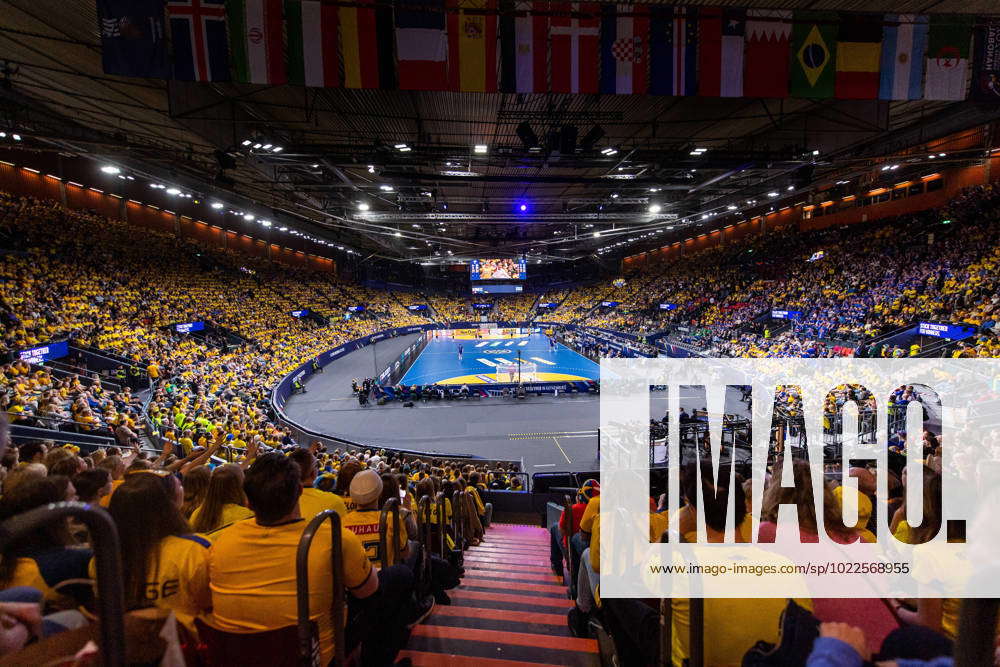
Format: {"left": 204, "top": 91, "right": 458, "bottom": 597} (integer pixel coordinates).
{"left": 473, "top": 144, "right": 488, "bottom": 154}
{"left": 166, "top": 187, "right": 181, "bottom": 195}
{"left": 394, "top": 143, "right": 411, "bottom": 152}
{"left": 243, "top": 213, "right": 255, "bottom": 221}
{"left": 648, "top": 204, "right": 662, "bottom": 213}
{"left": 357, "top": 202, "right": 370, "bottom": 211}
{"left": 271, "top": 146, "right": 283, "bottom": 152}
{"left": 394, "top": 231, "right": 402, "bottom": 237}
{"left": 261, "top": 144, "right": 272, "bottom": 150}
{"left": 211, "top": 202, "right": 224, "bottom": 209}
{"left": 311, "top": 163, "right": 319, "bottom": 168}
{"left": 100, "top": 165, "right": 121, "bottom": 175}
{"left": 0, "top": 132, "right": 5, "bottom": 137}
{"left": 11, "top": 134, "right": 21, "bottom": 141}
{"left": 379, "top": 184, "right": 393, "bottom": 191}
{"left": 519, "top": 203, "right": 528, "bottom": 212}
{"left": 649, "top": 187, "right": 660, "bottom": 192}
{"left": 367, "top": 164, "right": 376, "bottom": 173}
{"left": 242, "top": 139, "right": 252, "bottom": 146}
{"left": 252, "top": 143, "right": 263, "bottom": 149}
{"left": 727, "top": 205, "right": 737, "bottom": 210}
{"left": 939, "top": 152, "right": 946, "bottom": 157}
{"left": 787, "top": 185, "right": 795, "bottom": 191}
{"left": 928, "top": 154, "right": 936, "bottom": 159}
{"left": 593, "top": 231, "right": 601, "bottom": 237}
{"left": 600, "top": 147, "right": 618, "bottom": 156}
{"left": 610, "top": 193, "right": 619, "bottom": 199}
{"left": 767, "top": 191, "right": 779, "bottom": 197}
{"left": 261, "top": 220, "right": 272, "bottom": 227}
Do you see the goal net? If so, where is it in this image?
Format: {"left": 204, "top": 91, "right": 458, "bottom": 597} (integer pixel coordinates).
{"left": 495, "top": 362, "right": 538, "bottom": 383}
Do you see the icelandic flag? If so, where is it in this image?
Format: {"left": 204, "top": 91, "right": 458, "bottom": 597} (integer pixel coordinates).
{"left": 395, "top": 0, "right": 448, "bottom": 90}
{"left": 599, "top": 4, "right": 648, "bottom": 94}
{"left": 879, "top": 14, "right": 928, "bottom": 100}
{"left": 98, "top": 0, "right": 169, "bottom": 78}
{"left": 650, "top": 6, "right": 698, "bottom": 96}
{"left": 167, "top": 0, "right": 229, "bottom": 81}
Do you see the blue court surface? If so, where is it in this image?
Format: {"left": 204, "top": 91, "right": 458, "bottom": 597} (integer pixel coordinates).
{"left": 399, "top": 333, "right": 600, "bottom": 386}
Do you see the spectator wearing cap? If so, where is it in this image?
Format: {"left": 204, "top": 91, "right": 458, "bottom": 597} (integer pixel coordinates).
{"left": 342, "top": 470, "right": 408, "bottom": 568}
{"left": 550, "top": 480, "right": 599, "bottom": 579}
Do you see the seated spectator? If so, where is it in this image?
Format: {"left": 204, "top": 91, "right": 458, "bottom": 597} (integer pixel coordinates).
{"left": 0, "top": 476, "right": 93, "bottom": 608}
{"left": 179, "top": 465, "right": 211, "bottom": 519}
{"left": 288, "top": 448, "right": 346, "bottom": 520}
{"left": 107, "top": 470, "right": 210, "bottom": 636}
{"left": 343, "top": 470, "right": 407, "bottom": 568}
{"left": 207, "top": 453, "right": 415, "bottom": 666}
{"left": 190, "top": 464, "right": 254, "bottom": 535}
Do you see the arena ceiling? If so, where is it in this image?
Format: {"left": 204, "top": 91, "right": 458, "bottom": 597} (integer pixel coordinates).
{"left": 2, "top": 0, "right": 1000, "bottom": 264}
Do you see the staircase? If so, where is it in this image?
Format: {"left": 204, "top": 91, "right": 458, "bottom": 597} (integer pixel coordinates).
{"left": 401, "top": 523, "right": 600, "bottom": 666}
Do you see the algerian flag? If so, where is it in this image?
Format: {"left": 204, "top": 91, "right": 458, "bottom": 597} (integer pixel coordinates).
{"left": 228, "top": 0, "right": 286, "bottom": 84}
{"left": 924, "top": 15, "right": 973, "bottom": 100}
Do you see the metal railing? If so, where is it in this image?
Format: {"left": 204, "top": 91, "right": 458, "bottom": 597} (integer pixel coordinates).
{"left": 296, "top": 510, "right": 346, "bottom": 667}
{"left": 0, "top": 502, "right": 125, "bottom": 667}
{"left": 378, "top": 497, "right": 402, "bottom": 567}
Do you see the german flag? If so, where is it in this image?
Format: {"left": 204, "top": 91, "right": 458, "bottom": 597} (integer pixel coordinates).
{"left": 836, "top": 14, "right": 884, "bottom": 99}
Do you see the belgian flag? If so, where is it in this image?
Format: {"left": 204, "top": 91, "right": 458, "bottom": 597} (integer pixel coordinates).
{"left": 835, "top": 14, "right": 884, "bottom": 99}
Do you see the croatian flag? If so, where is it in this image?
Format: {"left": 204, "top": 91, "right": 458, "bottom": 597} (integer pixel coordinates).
{"left": 650, "top": 6, "right": 698, "bottom": 96}
{"left": 879, "top": 14, "right": 928, "bottom": 101}
{"left": 599, "top": 4, "right": 648, "bottom": 94}
{"left": 395, "top": 0, "right": 448, "bottom": 90}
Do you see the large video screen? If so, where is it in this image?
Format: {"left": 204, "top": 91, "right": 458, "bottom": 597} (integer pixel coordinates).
{"left": 471, "top": 284, "right": 523, "bottom": 294}
{"left": 470, "top": 258, "right": 527, "bottom": 281}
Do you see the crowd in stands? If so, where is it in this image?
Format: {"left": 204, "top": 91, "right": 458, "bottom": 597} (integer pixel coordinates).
{"left": 0, "top": 177, "right": 998, "bottom": 664}
{"left": 541, "top": 184, "right": 1000, "bottom": 359}
{"left": 0, "top": 407, "right": 524, "bottom": 663}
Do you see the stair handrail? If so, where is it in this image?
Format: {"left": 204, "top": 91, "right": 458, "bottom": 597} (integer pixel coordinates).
{"left": 296, "top": 509, "right": 346, "bottom": 666}
{"left": 378, "top": 497, "right": 402, "bottom": 567}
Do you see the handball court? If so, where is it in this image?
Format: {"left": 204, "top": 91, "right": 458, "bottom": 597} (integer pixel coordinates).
{"left": 282, "top": 333, "right": 742, "bottom": 472}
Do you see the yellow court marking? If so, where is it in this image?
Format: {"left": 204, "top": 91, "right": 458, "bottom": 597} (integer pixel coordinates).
{"left": 435, "top": 372, "right": 591, "bottom": 385}
{"left": 552, "top": 437, "right": 572, "bottom": 464}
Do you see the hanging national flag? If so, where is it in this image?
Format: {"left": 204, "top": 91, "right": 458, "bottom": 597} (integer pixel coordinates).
{"left": 98, "top": 0, "right": 169, "bottom": 78}
{"left": 744, "top": 9, "right": 790, "bottom": 98}
{"left": 599, "top": 3, "right": 648, "bottom": 94}
{"left": 340, "top": 0, "right": 395, "bottom": 89}
{"left": 879, "top": 14, "right": 928, "bottom": 101}
{"left": 396, "top": 0, "right": 449, "bottom": 90}
{"left": 649, "top": 6, "right": 698, "bottom": 96}
{"left": 699, "top": 7, "right": 745, "bottom": 97}
{"left": 790, "top": 11, "right": 837, "bottom": 98}
{"left": 227, "top": 0, "right": 286, "bottom": 84}
{"left": 285, "top": 0, "right": 338, "bottom": 87}
{"left": 924, "top": 15, "right": 973, "bottom": 101}
{"left": 550, "top": 2, "right": 600, "bottom": 94}
{"left": 168, "top": 0, "right": 229, "bottom": 81}
{"left": 971, "top": 19, "right": 1000, "bottom": 101}
{"left": 835, "top": 14, "right": 883, "bottom": 99}
{"left": 499, "top": 0, "right": 548, "bottom": 93}
{"left": 448, "top": 0, "right": 498, "bottom": 92}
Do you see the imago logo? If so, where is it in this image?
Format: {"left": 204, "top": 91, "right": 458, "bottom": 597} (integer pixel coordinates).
{"left": 598, "top": 357, "right": 1000, "bottom": 601}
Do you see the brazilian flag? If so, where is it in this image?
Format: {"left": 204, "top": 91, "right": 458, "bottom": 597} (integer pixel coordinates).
{"left": 790, "top": 12, "right": 838, "bottom": 98}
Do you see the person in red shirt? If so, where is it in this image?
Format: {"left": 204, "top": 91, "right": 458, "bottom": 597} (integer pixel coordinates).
{"left": 550, "top": 479, "right": 599, "bottom": 577}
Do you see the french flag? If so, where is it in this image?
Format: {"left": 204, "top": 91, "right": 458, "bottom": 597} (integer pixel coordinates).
{"left": 599, "top": 4, "right": 648, "bottom": 95}
{"left": 396, "top": 0, "right": 448, "bottom": 90}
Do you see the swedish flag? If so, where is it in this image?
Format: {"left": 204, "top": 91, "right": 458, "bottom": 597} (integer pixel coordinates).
{"left": 790, "top": 11, "right": 838, "bottom": 97}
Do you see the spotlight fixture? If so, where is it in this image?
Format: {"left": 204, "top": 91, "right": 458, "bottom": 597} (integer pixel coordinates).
{"left": 519, "top": 203, "right": 527, "bottom": 212}
{"left": 357, "top": 202, "right": 370, "bottom": 211}
{"left": 100, "top": 165, "right": 121, "bottom": 175}
{"left": 211, "top": 202, "right": 224, "bottom": 209}
{"left": 11, "top": 134, "right": 21, "bottom": 141}
{"left": 648, "top": 204, "right": 662, "bottom": 214}
{"left": 242, "top": 140, "right": 252, "bottom": 146}
{"left": 367, "top": 165, "right": 376, "bottom": 173}
{"left": 473, "top": 144, "right": 488, "bottom": 154}
{"left": 252, "top": 143, "right": 263, "bottom": 149}
{"left": 394, "top": 231, "right": 402, "bottom": 237}
{"left": 394, "top": 143, "right": 411, "bottom": 152}
{"left": 767, "top": 191, "right": 779, "bottom": 197}
{"left": 600, "top": 147, "right": 618, "bottom": 156}
{"left": 272, "top": 146, "right": 283, "bottom": 152}
{"left": 787, "top": 185, "right": 795, "bottom": 191}
{"left": 166, "top": 187, "right": 181, "bottom": 195}
{"left": 243, "top": 213, "right": 255, "bottom": 221}
{"left": 610, "top": 193, "right": 619, "bottom": 199}
{"left": 593, "top": 231, "right": 601, "bottom": 237}
{"left": 379, "top": 184, "right": 393, "bottom": 191}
